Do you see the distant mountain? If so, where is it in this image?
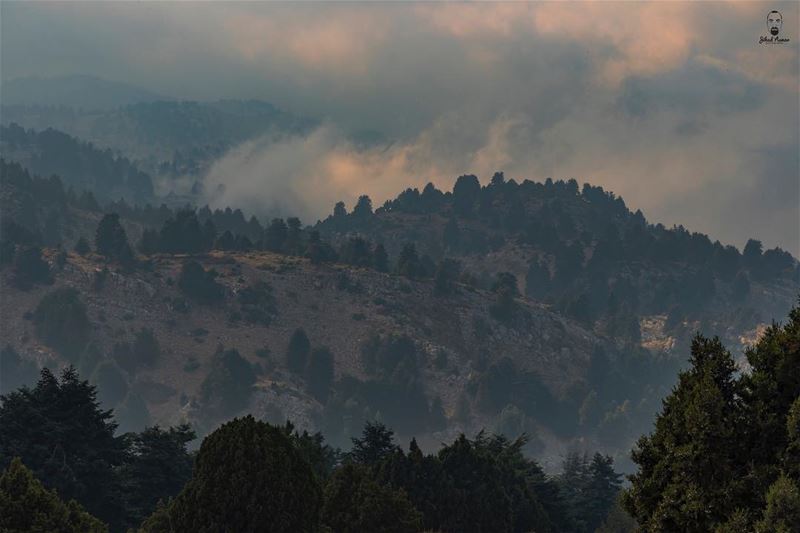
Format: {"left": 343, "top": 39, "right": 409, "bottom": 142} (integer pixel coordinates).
{"left": 1, "top": 98, "right": 318, "bottom": 172}
{"left": 0, "top": 74, "right": 169, "bottom": 109}
{"left": 1, "top": 124, "right": 155, "bottom": 204}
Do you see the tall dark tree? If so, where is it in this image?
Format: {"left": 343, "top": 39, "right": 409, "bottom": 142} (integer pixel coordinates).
{"left": 0, "top": 367, "right": 127, "bottom": 529}
{"left": 348, "top": 421, "right": 400, "bottom": 467}
{"left": 32, "top": 287, "right": 90, "bottom": 361}
{"left": 178, "top": 260, "right": 224, "bottom": 304}
{"left": 264, "top": 218, "right": 288, "bottom": 252}
{"left": 452, "top": 174, "right": 481, "bottom": 216}
{"left": 352, "top": 195, "right": 373, "bottom": 218}
{"left": 624, "top": 336, "right": 746, "bottom": 531}
{"left": 373, "top": 243, "right": 389, "bottom": 272}
{"left": 199, "top": 347, "right": 257, "bottom": 420}
{"left": 166, "top": 416, "right": 322, "bottom": 532}
{"left": 396, "top": 243, "right": 422, "bottom": 279}
{"left": 286, "top": 328, "right": 311, "bottom": 375}
{"left": 95, "top": 213, "right": 132, "bottom": 262}
{"left": 322, "top": 463, "right": 422, "bottom": 533}
{"left": 119, "top": 424, "right": 195, "bottom": 528}
{"left": 11, "top": 245, "right": 51, "bottom": 289}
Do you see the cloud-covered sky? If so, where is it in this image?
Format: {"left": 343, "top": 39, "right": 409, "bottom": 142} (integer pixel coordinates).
{"left": 2, "top": 1, "right": 798, "bottom": 254}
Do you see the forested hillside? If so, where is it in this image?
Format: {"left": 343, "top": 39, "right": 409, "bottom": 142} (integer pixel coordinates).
{"left": 317, "top": 175, "right": 798, "bottom": 359}
{"left": 2, "top": 305, "right": 797, "bottom": 532}
{"left": 1, "top": 99, "right": 316, "bottom": 174}
{"left": 1, "top": 126, "right": 155, "bottom": 204}
{"left": 1, "top": 159, "right": 797, "bottom": 469}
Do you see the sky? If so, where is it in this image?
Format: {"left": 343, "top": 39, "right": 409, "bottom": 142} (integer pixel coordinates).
{"left": 2, "top": 1, "right": 799, "bottom": 254}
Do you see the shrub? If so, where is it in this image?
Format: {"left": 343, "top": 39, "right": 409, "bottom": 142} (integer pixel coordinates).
{"left": 286, "top": 328, "right": 311, "bottom": 374}
{"left": 199, "top": 347, "right": 256, "bottom": 420}
{"left": 12, "top": 246, "right": 51, "bottom": 289}
{"left": 32, "top": 288, "right": 90, "bottom": 361}
{"left": 178, "top": 261, "right": 224, "bottom": 304}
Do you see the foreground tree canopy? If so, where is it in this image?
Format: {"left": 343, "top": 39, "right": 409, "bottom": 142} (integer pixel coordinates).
{"left": 623, "top": 305, "right": 800, "bottom": 532}
{"left": 2, "top": 306, "right": 799, "bottom": 532}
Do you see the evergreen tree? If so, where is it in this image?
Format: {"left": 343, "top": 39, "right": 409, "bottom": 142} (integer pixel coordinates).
{"left": 131, "top": 328, "right": 160, "bottom": 368}
{"left": 755, "top": 475, "right": 800, "bottom": 533}
{"left": 158, "top": 210, "right": 210, "bottom": 254}
{"left": 348, "top": 421, "right": 400, "bottom": 466}
{"left": 167, "top": 416, "right": 322, "bottom": 532}
{"left": 178, "top": 260, "right": 224, "bottom": 304}
{"left": 74, "top": 236, "right": 91, "bottom": 255}
{"left": 95, "top": 213, "right": 133, "bottom": 262}
{"left": 322, "top": 463, "right": 422, "bottom": 533}
{"left": 584, "top": 453, "right": 623, "bottom": 531}
{"left": 0, "top": 457, "right": 107, "bottom": 533}
{"left": 119, "top": 425, "right": 195, "bottom": 528}
{"left": 137, "top": 229, "right": 159, "bottom": 255}
{"left": 784, "top": 396, "right": 800, "bottom": 481}
{"left": 12, "top": 245, "right": 51, "bottom": 289}
{"left": 286, "top": 328, "right": 311, "bottom": 374}
{"left": 352, "top": 195, "right": 373, "bottom": 218}
{"left": 373, "top": 243, "right": 389, "bottom": 272}
{"left": 396, "top": 243, "right": 421, "bottom": 279}
{"left": 452, "top": 174, "right": 480, "bottom": 216}
{"left": 285, "top": 217, "right": 303, "bottom": 255}
{"left": 32, "top": 287, "right": 90, "bottom": 361}
{"left": 305, "top": 231, "right": 338, "bottom": 264}
{"left": 0, "top": 367, "right": 127, "bottom": 529}
{"left": 741, "top": 306, "right": 800, "bottom": 497}
{"left": 623, "top": 336, "right": 745, "bottom": 531}
{"left": 264, "top": 218, "right": 288, "bottom": 252}
{"left": 199, "top": 347, "right": 256, "bottom": 420}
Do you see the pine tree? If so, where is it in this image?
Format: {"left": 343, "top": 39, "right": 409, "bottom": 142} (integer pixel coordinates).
{"left": 12, "top": 245, "right": 51, "bottom": 289}
{"left": 95, "top": 213, "right": 133, "bottom": 262}
{"left": 264, "top": 218, "right": 288, "bottom": 252}
{"left": 0, "top": 367, "right": 127, "bottom": 529}
{"left": 199, "top": 347, "right": 256, "bottom": 420}
{"left": 119, "top": 425, "right": 195, "bottom": 528}
{"left": 349, "top": 421, "right": 399, "bottom": 466}
{"left": 396, "top": 243, "right": 421, "bottom": 279}
{"left": 584, "top": 453, "right": 623, "bottom": 531}
{"left": 623, "top": 336, "right": 745, "bottom": 531}
{"left": 352, "top": 195, "right": 373, "bottom": 218}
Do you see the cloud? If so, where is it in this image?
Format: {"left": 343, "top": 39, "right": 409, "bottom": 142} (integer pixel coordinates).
{"left": 2, "top": 1, "right": 798, "bottom": 254}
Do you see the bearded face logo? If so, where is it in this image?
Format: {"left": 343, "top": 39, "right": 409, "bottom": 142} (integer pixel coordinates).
{"left": 767, "top": 10, "right": 782, "bottom": 36}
